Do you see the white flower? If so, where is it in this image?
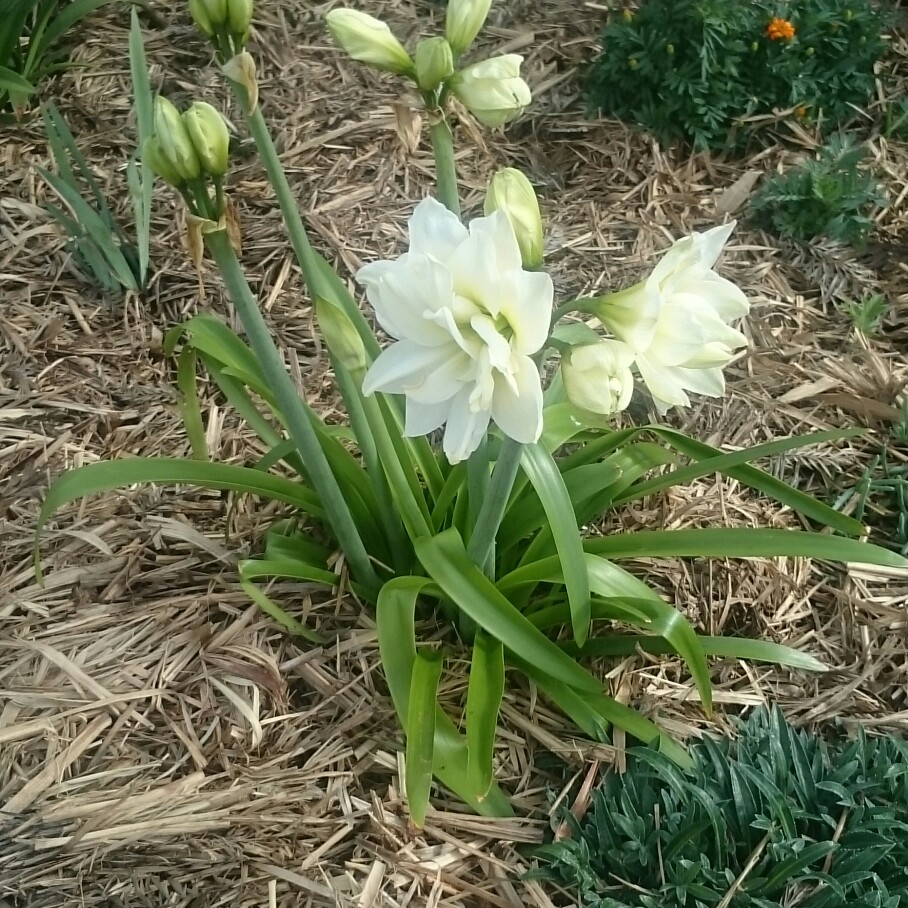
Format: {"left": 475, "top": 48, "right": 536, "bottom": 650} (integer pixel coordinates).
{"left": 484, "top": 168, "right": 544, "bottom": 269}
{"left": 451, "top": 55, "right": 531, "bottom": 127}
{"left": 359, "top": 198, "right": 554, "bottom": 464}
{"left": 594, "top": 222, "right": 750, "bottom": 413}
{"left": 561, "top": 340, "right": 635, "bottom": 416}
{"left": 445, "top": 0, "right": 492, "bottom": 56}
{"left": 325, "top": 9, "right": 413, "bottom": 75}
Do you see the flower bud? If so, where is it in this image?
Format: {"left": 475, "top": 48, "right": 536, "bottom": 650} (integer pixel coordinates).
{"left": 444, "top": 0, "right": 492, "bottom": 56}
{"left": 450, "top": 54, "right": 531, "bottom": 127}
{"left": 153, "top": 97, "right": 201, "bottom": 182}
{"left": 414, "top": 37, "right": 454, "bottom": 91}
{"left": 188, "top": 0, "right": 226, "bottom": 36}
{"left": 315, "top": 297, "right": 367, "bottom": 373}
{"left": 182, "top": 101, "right": 230, "bottom": 178}
{"left": 226, "top": 0, "right": 253, "bottom": 39}
{"left": 561, "top": 340, "right": 635, "bottom": 416}
{"left": 325, "top": 9, "right": 414, "bottom": 75}
{"left": 484, "top": 168, "right": 543, "bottom": 268}
{"left": 143, "top": 136, "right": 183, "bottom": 187}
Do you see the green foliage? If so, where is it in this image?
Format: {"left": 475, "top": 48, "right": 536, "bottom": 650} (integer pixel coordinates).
{"left": 883, "top": 98, "right": 908, "bottom": 140}
{"left": 891, "top": 398, "right": 908, "bottom": 447}
{"left": 839, "top": 293, "right": 889, "bottom": 336}
{"left": 748, "top": 135, "right": 885, "bottom": 247}
{"left": 586, "top": 0, "right": 887, "bottom": 151}
{"left": 1, "top": 0, "right": 120, "bottom": 116}
{"left": 37, "top": 10, "right": 153, "bottom": 295}
{"left": 530, "top": 707, "right": 908, "bottom": 907}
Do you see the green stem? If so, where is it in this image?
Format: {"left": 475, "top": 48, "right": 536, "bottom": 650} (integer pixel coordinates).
{"left": 205, "top": 229, "right": 380, "bottom": 594}
{"left": 466, "top": 438, "right": 524, "bottom": 577}
{"left": 229, "top": 80, "right": 379, "bottom": 358}
{"left": 429, "top": 116, "right": 460, "bottom": 217}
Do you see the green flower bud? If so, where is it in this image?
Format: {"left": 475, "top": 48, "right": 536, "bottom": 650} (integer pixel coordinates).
{"left": 628, "top": 57, "right": 638, "bottom": 69}
{"left": 414, "top": 37, "right": 455, "bottom": 91}
{"left": 188, "top": 0, "right": 226, "bottom": 36}
{"left": 143, "top": 136, "right": 183, "bottom": 187}
{"left": 325, "top": 9, "right": 414, "bottom": 75}
{"left": 182, "top": 101, "right": 230, "bottom": 178}
{"left": 315, "top": 297, "right": 367, "bottom": 373}
{"left": 805, "top": 46, "right": 815, "bottom": 55}
{"left": 751, "top": 41, "right": 759, "bottom": 51}
{"left": 666, "top": 43, "right": 675, "bottom": 55}
{"left": 226, "top": 0, "right": 253, "bottom": 39}
{"left": 153, "top": 96, "right": 201, "bottom": 182}
{"left": 444, "top": 0, "right": 492, "bottom": 57}
{"left": 484, "top": 167, "right": 544, "bottom": 269}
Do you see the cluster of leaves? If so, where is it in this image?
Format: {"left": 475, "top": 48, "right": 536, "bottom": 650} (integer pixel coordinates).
{"left": 1, "top": 0, "right": 116, "bottom": 116}
{"left": 530, "top": 707, "right": 908, "bottom": 907}
{"left": 748, "top": 135, "right": 885, "bottom": 247}
{"left": 38, "top": 9, "right": 153, "bottom": 296}
{"left": 586, "top": 0, "right": 887, "bottom": 150}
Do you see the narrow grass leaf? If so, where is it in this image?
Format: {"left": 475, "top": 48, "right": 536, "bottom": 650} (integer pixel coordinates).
{"left": 175, "top": 348, "right": 208, "bottom": 459}
{"left": 238, "top": 577, "right": 323, "bottom": 643}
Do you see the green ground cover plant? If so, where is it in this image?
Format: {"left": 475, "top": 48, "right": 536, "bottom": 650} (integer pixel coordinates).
{"left": 586, "top": 0, "right": 887, "bottom": 151}
{"left": 748, "top": 135, "right": 885, "bottom": 248}
{"left": 531, "top": 706, "right": 908, "bottom": 907}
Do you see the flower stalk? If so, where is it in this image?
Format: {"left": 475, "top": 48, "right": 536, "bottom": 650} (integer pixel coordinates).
{"left": 204, "top": 227, "right": 380, "bottom": 594}
{"left": 428, "top": 114, "right": 461, "bottom": 217}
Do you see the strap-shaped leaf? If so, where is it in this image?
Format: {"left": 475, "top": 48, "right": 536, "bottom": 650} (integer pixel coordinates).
{"left": 406, "top": 649, "right": 444, "bottom": 827}
{"left": 465, "top": 631, "right": 505, "bottom": 801}
{"left": 519, "top": 443, "right": 591, "bottom": 646}
{"left": 415, "top": 529, "right": 601, "bottom": 692}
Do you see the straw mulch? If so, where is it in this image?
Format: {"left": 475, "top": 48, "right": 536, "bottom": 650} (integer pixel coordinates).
{"left": 1, "top": 1, "right": 907, "bottom": 905}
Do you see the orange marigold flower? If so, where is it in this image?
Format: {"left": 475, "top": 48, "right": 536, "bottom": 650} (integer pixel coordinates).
{"left": 766, "top": 17, "right": 796, "bottom": 41}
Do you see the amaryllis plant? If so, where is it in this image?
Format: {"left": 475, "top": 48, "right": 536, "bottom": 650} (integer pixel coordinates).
{"left": 37, "top": 0, "right": 907, "bottom": 823}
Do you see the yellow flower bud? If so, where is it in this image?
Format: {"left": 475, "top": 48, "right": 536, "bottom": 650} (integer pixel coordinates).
{"left": 444, "top": 0, "right": 492, "bottom": 57}
{"left": 414, "top": 37, "right": 454, "bottom": 91}
{"left": 325, "top": 9, "right": 414, "bottom": 75}
{"left": 188, "top": 0, "right": 226, "bottom": 36}
{"left": 182, "top": 101, "right": 230, "bottom": 178}
{"left": 484, "top": 168, "right": 543, "bottom": 269}
{"left": 153, "top": 96, "right": 201, "bottom": 182}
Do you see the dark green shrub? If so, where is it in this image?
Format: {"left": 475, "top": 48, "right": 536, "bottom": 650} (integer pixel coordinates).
{"left": 586, "top": 0, "right": 887, "bottom": 151}
{"left": 749, "top": 134, "right": 885, "bottom": 247}
{"left": 530, "top": 707, "right": 908, "bottom": 907}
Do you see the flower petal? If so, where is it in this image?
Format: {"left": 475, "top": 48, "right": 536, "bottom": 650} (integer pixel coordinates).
{"left": 443, "top": 387, "right": 491, "bottom": 463}
{"left": 407, "top": 197, "right": 469, "bottom": 263}
{"left": 693, "top": 221, "right": 736, "bottom": 270}
{"left": 362, "top": 339, "right": 458, "bottom": 396}
{"left": 500, "top": 269, "right": 554, "bottom": 355}
{"left": 634, "top": 354, "right": 692, "bottom": 410}
{"left": 405, "top": 398, "right": 449, "bottom": 437}
{"left": 491, "top": 354, "right": 543, "bottom": 443}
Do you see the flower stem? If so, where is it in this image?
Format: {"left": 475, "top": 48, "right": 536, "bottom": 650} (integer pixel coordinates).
{"left": 467, "top": 438, "right": 523, "bottom": 577}
{"left": 229, "top": 79, "right": 379, "bottom": 359}
{"left": 429, "top": 116, "right": 461, "bottom": 218}
{"left": 205, "top": 228, "right": 380, "bottom": 594}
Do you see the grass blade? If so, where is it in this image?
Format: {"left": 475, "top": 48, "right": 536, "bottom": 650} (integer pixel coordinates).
{"left": 128, "top": 6, "right": 153, "bottom": 282}
{"left": 406, "top": 649, "right": 444, "bottom": 826}
{"left": 175, "top": 347, "right": 208, "bottom": 459}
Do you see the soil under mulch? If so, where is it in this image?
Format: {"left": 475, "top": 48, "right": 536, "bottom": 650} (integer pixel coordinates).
{"left": 1, "top": 1, "right": 907, "bottom": 905}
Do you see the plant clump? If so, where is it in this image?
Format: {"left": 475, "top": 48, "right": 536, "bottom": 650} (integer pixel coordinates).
{"left": 586, "top": 0, "right": 887, "bottom": 151}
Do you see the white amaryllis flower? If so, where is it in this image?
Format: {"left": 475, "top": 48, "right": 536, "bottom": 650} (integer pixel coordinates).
{"left": 594, "top": 222, "right": 749, "bottom": 413}
{"left": 359, "top": 198, "right": 554, "bottom": 463}
{"left": 450, "top": 55, "right": 531, "bottom": 127}
{"left": 561, "top": 339, "right": 635, "bottom": 416}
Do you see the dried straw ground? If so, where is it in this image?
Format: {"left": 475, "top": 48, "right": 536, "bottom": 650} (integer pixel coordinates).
{"left": 2, "top": 1, "right": 907, "bottom": 905}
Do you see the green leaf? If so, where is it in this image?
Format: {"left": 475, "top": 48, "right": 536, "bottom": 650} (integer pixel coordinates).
{"left": 520, "top": 443, "right": 591, "bottom": 646}
{"left": 36, "top": 458, "right": 324, "bottom": 576}
{"left": 0, "top": 66, "right": 35, "bottom": 95}
{"left": 128, "top": 7, "right": 153, "bottom": 283}
{"left": 406, "top": 648, "right": 444, "bottom": 827}
{"left": 375, "top": 577, "right": 513, "bottom": 816}
{"left": 175, "top": 348, "right": 208, "bottom": 460}
{"left": 649, "top": 427, "right": 866, "bottom": 537}
{"left": 40, "top": 0, "right": 118, "bottom": 50}
{"left": 415, "top": 530, "right": 602, "bottom": 693}
{"left": 238, "top": 574, "right": 324, "bottom": 643}
{"left": 584, "top": 528, "right": 908, "bottom": 568}
{"left": 465, "top": 631, "right": 505, "bottom": 801}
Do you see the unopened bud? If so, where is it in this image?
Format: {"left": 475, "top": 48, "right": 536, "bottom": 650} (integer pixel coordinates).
{"left": 628, "top": 57, "right": 638, "bottom": 69}
{"left": 621, "top": 8, "right": 633, "bottom": 22}
{"left": 143, "top": 136, "right": 183, "bottom": 187}
{"left": 183, "top": 101, "right": 230, "bottom": 178}
{"left": 415, "top": 37, "right": 454, "bottom": 91}
{"left": 484, "top": 168, "right": 544, "bottom": 269}
{"left": 444, "top": 0, "right": 492, "bottom": 56}
{"left": 325, "top": 9, "right": 414, "bottom": 75}
{"left": 666, "top": 43, "right": 674, "bottom": 55}
{"left": 188, "top": 0, "right": 226, "bottom": 36}
{"left": 153, "top": 96, "right": 201, "bottom": 182}
{"left": 226, "top": 0, "right": 253, "bottom": 39}
{"left": 315, "top": 297, "right": 367, "bottom": 373}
